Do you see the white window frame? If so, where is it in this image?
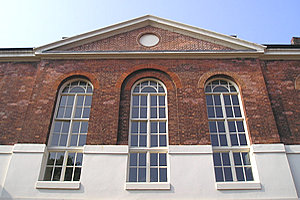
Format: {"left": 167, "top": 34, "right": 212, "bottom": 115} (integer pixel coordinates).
{"left": 205, "top": 78, "right": 255, "bottom": 183}
{"left": 42, "top": 78, "right": 93, "bottom": 182}
{"left": 126, "top": 78, "right": 170, "bottom": 188}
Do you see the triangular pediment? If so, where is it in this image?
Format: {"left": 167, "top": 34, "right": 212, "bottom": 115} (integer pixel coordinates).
{"left": 35, "top": 15, "right": 265, "bottom": 53}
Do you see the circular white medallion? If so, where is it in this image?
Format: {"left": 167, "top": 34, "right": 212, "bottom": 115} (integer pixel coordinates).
{"left": 139, "top": 34, "right": 159, "bottom": 47}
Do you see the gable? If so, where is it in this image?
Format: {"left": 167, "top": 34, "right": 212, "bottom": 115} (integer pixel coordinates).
{"left": 35, "top": 15, "right": 265, "bottom": 54}
{"left": 65, "top": 26, "right": 233, "bottom": 52}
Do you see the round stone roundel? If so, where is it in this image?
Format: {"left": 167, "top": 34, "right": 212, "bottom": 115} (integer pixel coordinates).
{"left": 139, "top": 33, "right": 159, "bottom": 47}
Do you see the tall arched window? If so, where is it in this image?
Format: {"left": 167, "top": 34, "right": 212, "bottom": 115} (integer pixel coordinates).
{"left": 127, "top": 79, "right": 168, "bottom": 183}
{"left": 43, "top": 79, "right": 93, "bottom": 181}
{"left": 205, "top": 78, "right": 254, "bottom": 182}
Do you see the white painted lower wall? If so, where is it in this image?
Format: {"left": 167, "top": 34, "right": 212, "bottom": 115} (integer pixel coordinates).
{"left": 0, "top": 144, "right": 299, "bottom": 200}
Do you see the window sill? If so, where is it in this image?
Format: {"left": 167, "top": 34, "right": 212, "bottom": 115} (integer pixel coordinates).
{"left": 36, "top": 181, "right": 80, "bottom": 190}
{"left": 125, "top": 182, "right": 170, "bottom": 190}
{"left": 216, "top": 182, "right": 261, "bottom": 190}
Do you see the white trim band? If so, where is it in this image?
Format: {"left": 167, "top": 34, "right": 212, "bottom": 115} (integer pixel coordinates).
{"left": 13, "top": 144, "right": 46, "bottom": 153}
{"left": 216, "top": 182, "right": 261, "bottom": 190}
{"left": 36, "top": 181, "right": 80, "bottom": 190}
{"left": 125, "top": 182, "right": 170, "bottom": 190}
{"left": 83, "top": 145, "right": 128, "bottom": 154}
{"left": 251, "top": 144, "right": 285, "bottom": 153}
{"left": 169, "top": 145, "right": 212, "bottom": 154}
{"left": 285, "top": 145, "right": 300, "bottom": 154}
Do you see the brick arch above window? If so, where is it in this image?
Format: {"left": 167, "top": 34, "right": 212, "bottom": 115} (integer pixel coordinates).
{"left": 52, "top": 71, "right": 100, "bottom": 92}
{"left": 198, "top": 71, "right": 245, "bottom": 91}
{"left": 115, "top": 64, "right": 182, "bottom": 90}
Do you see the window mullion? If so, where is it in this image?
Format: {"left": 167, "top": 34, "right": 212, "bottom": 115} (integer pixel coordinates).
{"left": 229, "top": 151, "right": 237, "bottom": 181}
{"left": 60, "top": 151, "right": 68, "bottom": 181}
{"left": 220, "top": 93, "right": 232, "bottom": 147}
{"left": 146, "top": 151, "right": 150, "bottom": 182}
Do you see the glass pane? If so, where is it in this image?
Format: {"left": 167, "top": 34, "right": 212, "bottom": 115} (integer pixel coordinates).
{"left": 225, "top": 107, "right": 233, "bottom": 117}
{"left": 160, "top": 168, "right": 167, "bottom": 182}
{"left": 64, "top": 167, "right": 73, "bottom": 181}
{"left": 150, "top": 168, "right": 158, "bottom": 182}
{"left": 233, "top": 152, "right": 242, "bottom": 165}
{"left": 213, "top": 153, "right": 222, "bottom": 166}
{"left": 62, "top": 122, "right": 70, "bottom": 133}
{"left": 217, "top": 121, "right": 225, "bottom": 133}
{"left": 140, "top": 122, "right": 147, "bottom": 133}
{"left": 239, "top": 134, "right": 247, "bottom": 145}
{"left": 151, "top": 95, "right": 157, "bottom": 106}
{"left": 205, "top": 85, "right": 212, "bottom": 92}
{"left": 85, "top": 96, "right": 92, "bottom": 106}
{"left": 130, "top": 153, "right": 137, "bottom": 166}
{"left": 151, "top": 108, "right": 157, "bottom": 118}
{"left": 235, "top": 167, "right": 245, "bottom": 181}
{"left": 70, "top": 87, "right": 85, "bottom": 93}
{"left": 214, "top": 86, "right": 229, "bottom": 92}
{"left": 132, "top": 96, "right": 139, "bottom": 106}
{"left": 82, "top": 108, "right": 90, "bottom": 118}
{"left": 215, "top": 167, "right": 224, "bottom": 182}
{"left": 51, "top": 134, "right": 59, "bottom": 146}
{"left": 159, "top": 122, "right": 166, "bottom": 133}
{"left": 207, "top": 107, "right": 215, "bottom": 118}
{"left": 140, "top": 108, "right": 147, "bottom": 118}
{"left": 129, "top": 168, "right": 137, "bottom": 182}
{"left": 44, "top": 167, "right": 53, "bottom": 181}
{"left": 209, "top": 121, "right": 217, "bottom": 133}
{"left": 158, "top": 86, "right": 165, "bottom": 93}
{"left": 242, "top": 152, "right": 251, "bottom": 165}
{"left": 131, "top": 135, "right": 138, "bottom": 147}
{"left": 87, "top": 86, "right": 93, "bottom": 93}
{"left": 222, "top": 153, "right": 230, "bottom": 166}
{"left": 159, "top": 108, "right": 166, "bottom": 118}
{"left": 150, "top": 81, "right": 156, "bottom": 86}
{"left": 151, "top": 135, "right": 158, "bottom": 147}
{"left": 70, "top": 135, "right": 78, "bottom": 146}
{"left": 138, "top": 168, "right": 146, "bottom": 182}
{"left": 59, "top": 134, "right": 67, "bottom": 146}
{"left": 57, "top": 107, "right": 64, "bottom": 118}
{"left": 77, "top": 96, "right": 84, "bottom": 106}
{"left": 75, "top": 108, "right": 82, "bottom": 118}
{"left": 64, "top": 107, "right": 72, "bottom": 118}
{"left": 224, "top": 167, "right": 233, "bottom": 181}
{"left": 150, "top": 153, "right": 158, "bottom": 166}
{"left": 228, "top": 121, "right": 236, "bottom": 132}
{"left": 159, "top": 154, "right": 167, "bottom": 166}
{"left": 67, "top": 153, "right": 75, "bottom": 166}
{"left": 211, "top": 134, "right": 219, "bottom": 146}
{"left": 159, "top": 96, "right": 165, "bottom": 106}
{"left": 159, "top": 135, "right": 167, "bottom": 147}
{"left": 72, "top": 122, "right": 80, "bottom": 133}
{"left": 132, "top": 108, "right": 138, "bottom": 118}
{"left": 59, "top": 96, "right": 67, "bottom": 106}
{"left": 54, "top": 121, "right": 62, "bottom": 133}
{"left": 76, "top": 153, "right": 83, "bottom": 166}
{"left": 245, "top": 167, "right": 254, "bottom": 181}
{"left": 223, "top": 95, "right": 231, "bottom": 105}
{"left": 219, "top": 134, "right": 228, "bottom": 146}
{"left": 73, "top": 167, "right": 81, "bottom": 181}
{"left": 213, "top": 95, "right": 221, "bottom": 105}
{"left": 141, "top": 96, "right": 147, "bottom": 106}
{"left": 56, "top": 152, "right": 64, "bottom": 165}
{"left": 142, "top": 87, "right": 156, "bottom": 93}
{"left": 131, "top": 122, "right": 138, "bottom": 133}
{"left": 139, "top": 153, "right": 146, "bottom": 166}
{"left": 151, "top": 122, "right": 158, "bottom": 133}
{"left": 234, "top": 107, "right": 242, "bottom": 117}
{"left": 232, "top": 95, "right": 239, "bottom": 105}
{"left": 215, "top": 107, "right": 223, "bottom": 118}
{"left": 237, "top": 121, "right": 245, "bottom": 132}
{"left": 133, "top": 85, "right": 139, "bottom": 93}
{"left": 230, "top": 134, "right": 238, "bottom": 146}
{"left": 53, "top": 167, "right": 62, "bottom": 181}
{"left": 78, "top": 135, "right": 87, "bottom": 146}
{"left": 67, "top": 96, "right": 75, "bottom": 106}
{"left": 206, "top": 95, "right": 213, "bottom": 105}
{"left": 139, "top": 135, "right": 146, "bottom": 147}
{"left": 47, "top": 152, "right": 56, "bottom": 165}
{"left": 80, "top": 122, "right": 88, "bottom": 133}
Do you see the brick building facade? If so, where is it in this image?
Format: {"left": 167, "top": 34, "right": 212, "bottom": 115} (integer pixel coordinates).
{"left": 0, "top": 15, "right": 299, "bottom": 199}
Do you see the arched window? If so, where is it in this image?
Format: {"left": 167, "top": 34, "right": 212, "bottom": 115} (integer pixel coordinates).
{"left": 43, "top": 79, "right": 93, "bottom": 181}
{"left": 127, "top": 79, "right": 168, "bottom": 183}
{"left": 205, "top": 78, "right": 254, "bottom": 182}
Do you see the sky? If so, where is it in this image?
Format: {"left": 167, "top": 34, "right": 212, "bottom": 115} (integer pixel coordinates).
{"left": 0, "top": 0, "right": 299, "bottom": 48}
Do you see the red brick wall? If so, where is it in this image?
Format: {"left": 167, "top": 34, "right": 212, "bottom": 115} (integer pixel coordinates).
{"left": 68, "top": 26, "right": 232, "bottom": 52}
{"left": 0, "top": 58, "right": 287, "bottom": 145}
{"left": 261, "top": 60, "right": 300, "bottom": 144}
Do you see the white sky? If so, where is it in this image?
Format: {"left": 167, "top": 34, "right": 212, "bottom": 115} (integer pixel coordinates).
{"left": 0, "top": 0, "right": 299, "bottom": 48}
